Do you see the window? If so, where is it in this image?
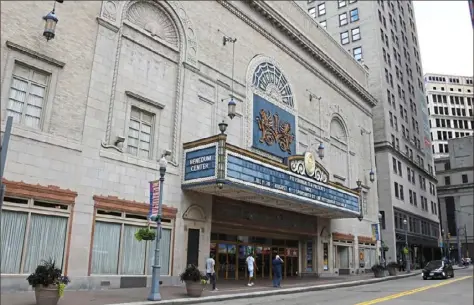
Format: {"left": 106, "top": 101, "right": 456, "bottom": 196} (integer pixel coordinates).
{"left": 320, "top": 20, "right": 327, "bottom": 29}
{"left": 350, "top": 8, "right": 359, "bottom": 22}
{"left": 1, "top": 197, "right": 71, "bottom": 274}
{"left": 339, "top": 12, "right": 348, "bottom": 26}
{"left": 91, "top": 210, "right": 173, "bottom": 275}
{"left": 127, "top": 107, "right": 154, "bottom": 158}
{"left": 340, "top": 31, "right": 350, "bottom": 45}
{"left": 444, "top": 176, "right": 451, "bottom": 185}
{"left": 338, "top": 0, "right": 347, "bottom": 8}
{"left": 399, "top": 185, "right": 404, "bottom": 200}
{"left": 308, "top": 8, "right": 316, "bottom": 18}
{"left": 392, "top": 157, "right": 397, "bottom": 173}
{"left": 353, "top": 46, "right": 362, "bottom": 61}
{"left": 462, "top": 174, "right": 468, "bottom": 183}
{"left": 351, "top": 27, "right": 361, "bottom": 41}
{"left": 6, "top": 63, "right": 49, "bottom": 129}
{"left": 394, "top": 182, "right": 399, "bottom": 198}
{"left": 318, "top": 3, "right": 326, "bottom": 16}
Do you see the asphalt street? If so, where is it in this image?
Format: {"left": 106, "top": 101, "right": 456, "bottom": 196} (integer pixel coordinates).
{"left": 208, "top": 267, "right": 473, "bottom": 305}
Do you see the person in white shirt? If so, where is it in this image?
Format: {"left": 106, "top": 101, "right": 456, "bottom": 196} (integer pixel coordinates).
{"left": 206, "top": 254, "right": 217, "bottom": 291}
{"left": 246, "top": 253, "right": 258, "bottom": 286}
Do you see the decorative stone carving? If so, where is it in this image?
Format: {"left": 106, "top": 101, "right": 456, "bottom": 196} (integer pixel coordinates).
{"left": 183, "top": 204, "right": 206, "bottom": 222}
{"left": 126, "top": 1, "right": 179, "bottom": 47}
{"left": 102, "top": 1, "right": 118, "bottom": 22}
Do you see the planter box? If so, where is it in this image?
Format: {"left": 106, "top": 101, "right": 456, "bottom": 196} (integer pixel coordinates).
{"left": 387, "top": 267, "right": 398, "bottom": 276}
{"left": 373, "top": 270, "right": 386, "bottom": 278}
{"left": 185, "top": 281, "right": 204, "bottom": 297}
{"left": 34, "top": 285, "right": 60, "bottom": 305}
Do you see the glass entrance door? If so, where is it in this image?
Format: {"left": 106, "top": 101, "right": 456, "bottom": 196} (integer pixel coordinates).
{"left": 217, "top": 244, "right": 236, "bottom": 280}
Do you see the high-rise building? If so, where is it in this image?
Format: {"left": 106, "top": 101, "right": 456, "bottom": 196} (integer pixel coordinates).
{"left": 434, "top": 136, "right": 473, "bottom": 262}
{"left": 424, "top": 73, "right": 474, "bottom": 159}
{"left": 302, "top": 0, "right": 440, "bottom": 263}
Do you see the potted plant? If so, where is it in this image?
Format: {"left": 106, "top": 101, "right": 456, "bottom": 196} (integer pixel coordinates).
{"left": 134, "top": 226, "right": 156, "bottom": 241}
{"left": 26, "top": 259, "right": 70, "bottom": 305}
{"left": 371, "top": 263, "right": 386, "bottom": 278}
{"left": 179, "top": 264, "right": 207, "bottom": 297}
{"left": 386, "top": 261, "right": 399, "bottom": 276}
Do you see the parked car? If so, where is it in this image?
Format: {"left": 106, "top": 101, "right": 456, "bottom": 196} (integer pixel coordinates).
{"left": 422, "top": 260, "right": 454, "bottom": 280}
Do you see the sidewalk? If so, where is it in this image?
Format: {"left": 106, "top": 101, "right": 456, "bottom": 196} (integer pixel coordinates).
{"left": 0, "top": 272, "right": 419, "bottom": 305}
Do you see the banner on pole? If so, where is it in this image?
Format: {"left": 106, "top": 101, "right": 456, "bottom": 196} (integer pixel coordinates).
{"left": 371, "top": 223, "right": 380, "bottom": 241}
{"left": 149, "top": 180, "right": 160, "bottom": 219}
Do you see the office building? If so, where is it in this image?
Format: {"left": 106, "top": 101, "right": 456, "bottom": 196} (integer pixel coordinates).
{"left": 435, "top": 136, "right": 473, "bottom": 261}
{"left": 1, "top": 1, "right": 380, "bottom": 291}
{"left": 302, "top": 0, "right": 440, "bottom": 266}
{"left": 424, "top": 73, "right": 474, "bottom": 159}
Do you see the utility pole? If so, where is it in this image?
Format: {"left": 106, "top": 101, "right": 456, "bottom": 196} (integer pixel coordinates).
{"left": 0, "top": 116, "right": 14, "bottom": 210}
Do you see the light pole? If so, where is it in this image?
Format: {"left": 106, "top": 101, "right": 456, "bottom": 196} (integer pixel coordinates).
{"left": 378, "top": 213, "right": 385, "bottom": 266}
{"left": 441, "top": 229, "right": 445, "bottom": 259}
{"left": 403, "top": 218, "right": 410, "bottom": 273}
{"left": 148, "top": 155, "right": 168, "bottom": 301}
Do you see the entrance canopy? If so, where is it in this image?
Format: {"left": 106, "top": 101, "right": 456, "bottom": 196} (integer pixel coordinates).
{"left": 182, "top": 136, "right": 361, "bottom": 219}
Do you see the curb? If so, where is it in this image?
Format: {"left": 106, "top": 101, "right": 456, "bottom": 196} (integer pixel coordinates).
{"left": 106, "top": 272, "right": 421, "bottom": 305}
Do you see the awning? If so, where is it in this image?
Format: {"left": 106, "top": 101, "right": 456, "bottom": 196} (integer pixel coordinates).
{"left": 181, "top": 136, "right": 361, "bottom": 219}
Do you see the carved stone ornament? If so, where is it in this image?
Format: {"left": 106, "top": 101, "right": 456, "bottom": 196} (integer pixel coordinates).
{"left": 102, "top": 1, "right": 118, "bottom": 22}
{"left": 183, "top": 204, "right": 206, "bottom": 222}
{"left": 126, "top": 1, "right": 179, "bottom": 47}
{"left": 289, "top": 152, "right": 329, "bottom": 183}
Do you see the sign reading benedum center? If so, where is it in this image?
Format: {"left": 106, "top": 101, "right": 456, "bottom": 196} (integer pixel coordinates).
{"left": 184, "top": 146, "right": 216, "bottom": 181}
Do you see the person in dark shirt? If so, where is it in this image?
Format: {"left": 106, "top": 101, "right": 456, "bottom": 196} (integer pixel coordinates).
{"left": 272, "top": 255, "right": 284, "bottom": 288}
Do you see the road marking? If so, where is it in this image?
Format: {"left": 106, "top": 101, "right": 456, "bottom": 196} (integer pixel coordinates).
{"left": 354, "top": 275, "right": 473, "bottom": 305}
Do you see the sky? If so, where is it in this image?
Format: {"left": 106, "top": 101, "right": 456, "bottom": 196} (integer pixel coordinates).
{"left": 414, "top": 0, "right": 473, "bottom": 77}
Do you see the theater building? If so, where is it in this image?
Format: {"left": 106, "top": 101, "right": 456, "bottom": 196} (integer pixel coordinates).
{"left": 1, "top": 1, "right": 379, "bottom": 290}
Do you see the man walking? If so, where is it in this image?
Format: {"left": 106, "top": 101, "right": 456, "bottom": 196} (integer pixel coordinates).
{"left": 206, "top": 254, "right": 217, "bottom": 291}
{"left": 246, "top": 253, "right": 258, "bottom": 286}
{"left": 272, "top": 255, "right": 284, "bottom": 288}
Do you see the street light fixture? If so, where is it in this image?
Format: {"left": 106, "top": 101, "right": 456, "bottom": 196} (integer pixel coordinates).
{"left": 403, "top": 218, "right": 411, "bottom": 273}
{"left": 43, "top": 9, "right": 58, "bottom": 41}
{"left": 148, "top": 154, "right": 168, "bottom": 301}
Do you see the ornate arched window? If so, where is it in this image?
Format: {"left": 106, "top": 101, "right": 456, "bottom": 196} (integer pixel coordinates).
{"left": 252, "top": 62, "right": 294, "bottom": 108}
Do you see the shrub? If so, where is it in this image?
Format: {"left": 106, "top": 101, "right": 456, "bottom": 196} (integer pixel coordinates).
{"left": 371, "top": 263, "right": 386, "bottom": 273}
{"left": 26, "top": 259, "right": 70, "bottom": 296}
{"left": 179, "top": 264, "right": 206, "bottom": 283}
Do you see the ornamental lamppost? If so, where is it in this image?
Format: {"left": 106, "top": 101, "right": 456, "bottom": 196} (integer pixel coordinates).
{"left": 379, "top": 212, "right": 385, "bottom": 266}
{"left": 148, "top": 154, "right": 168, "bottom": 301}
{"left": 403, "top": 218, "right": 411, "bottom": 273}
{"left": 221, "top": 35, "right": 237, "bottom": 120}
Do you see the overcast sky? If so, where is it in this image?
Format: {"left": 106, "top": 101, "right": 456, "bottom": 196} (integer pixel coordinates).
{"left": 414, "top": 0, "right": 473, "bottom": 77}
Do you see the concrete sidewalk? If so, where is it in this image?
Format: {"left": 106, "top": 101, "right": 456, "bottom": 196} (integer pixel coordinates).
{"left": 0, "top": 272, "right": 421, "bottom": 305}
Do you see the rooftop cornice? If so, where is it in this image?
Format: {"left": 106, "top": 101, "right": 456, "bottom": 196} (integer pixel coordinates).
{"left": 249, "top": 1, "right": 378, "bottom": 108}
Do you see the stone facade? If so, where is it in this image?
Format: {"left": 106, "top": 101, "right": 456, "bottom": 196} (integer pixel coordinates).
{"left": 1, "top": 1, "right": 379, "bottom": 291}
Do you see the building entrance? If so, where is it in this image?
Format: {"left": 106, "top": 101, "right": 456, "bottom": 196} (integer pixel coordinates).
{"left": 210, "top": 233, "right": 299, "bottom": 280}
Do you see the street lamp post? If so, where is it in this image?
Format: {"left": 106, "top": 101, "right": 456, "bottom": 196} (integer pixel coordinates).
{"left": 441, "top": 229, "right": 445, "bottom": 258}
{"left": 403, "top": 218, "right": 411, "bottom": 273}
{"left": 148, "top": 156, "right": 168, "bottom": 301}
{"left": 378, "top": 213, "right": 385, "bottom": 266}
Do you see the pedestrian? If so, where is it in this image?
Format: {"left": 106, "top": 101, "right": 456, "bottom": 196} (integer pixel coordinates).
{"left": 206, "top": 253, "right": 217, "bottom": 291}
{"left": 246, "top": 253, "right": 258, "bottom": 286}
{"left": 272, "top": 254, "right": 284, "bottom": 288}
